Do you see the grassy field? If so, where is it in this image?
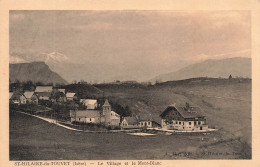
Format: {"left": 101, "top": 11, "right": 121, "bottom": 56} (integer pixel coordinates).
{"left": 10, "top": 111, "right": 250, "bottom": 160}
{"left": 10, "top": 78, "right": 251, "bottom": 160}
{"left": 95, "top": 78, "right": 252, "bottom": 155}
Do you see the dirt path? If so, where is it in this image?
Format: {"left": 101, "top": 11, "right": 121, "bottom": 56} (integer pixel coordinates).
{"left": 17, "top": 111, "right": 83, "bottom": 132}
{"left": 17, "top": 111, "right": 138, "bottom": 133}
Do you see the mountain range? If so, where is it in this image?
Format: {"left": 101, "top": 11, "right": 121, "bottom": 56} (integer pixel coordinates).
{"left": 9, "top": 62, "right": 68, "bottom": 85}
{"left": 9, "top": 52, "right": 251, "bottom": 83}
{"left": 150, "top": 57, "right": 251, "bottom": 83}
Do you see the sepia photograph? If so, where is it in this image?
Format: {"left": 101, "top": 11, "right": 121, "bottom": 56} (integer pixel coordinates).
{"left": 8, "top": 10, "right": 252, "bottom": 160}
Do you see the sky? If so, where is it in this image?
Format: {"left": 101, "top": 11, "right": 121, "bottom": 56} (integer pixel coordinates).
{"left": 9, "top": 10, "right": 251, "bottom": 82}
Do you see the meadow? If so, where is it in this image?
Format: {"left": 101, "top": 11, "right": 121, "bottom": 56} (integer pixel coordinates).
{"left": 10, "top": 111, "right": 250, "bottom": 160}
{"left": 10, "top": 78, "right": 251, "bottom": 160}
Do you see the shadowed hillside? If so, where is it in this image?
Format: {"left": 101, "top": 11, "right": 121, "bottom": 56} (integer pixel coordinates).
{"left": 9, "top": 62, "right": 68, "bottom": 85}
{"left": 60, "top": 83, "right": 104, "bottom": 99}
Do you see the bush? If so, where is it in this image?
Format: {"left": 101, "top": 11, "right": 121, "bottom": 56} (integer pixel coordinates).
{"left": 107, "top": 126, "right": 112, "bottom": 130}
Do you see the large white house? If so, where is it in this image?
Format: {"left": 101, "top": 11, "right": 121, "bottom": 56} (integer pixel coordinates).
{"left": 160, "top": 103, "right": 208, "bottom": 131}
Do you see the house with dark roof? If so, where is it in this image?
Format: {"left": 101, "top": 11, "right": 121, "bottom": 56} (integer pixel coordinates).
{"left": 51, "top": 91, "right": 67, "bottom": 103}
{"left": 121, "top": 117, "right": 139, "bottom": 129}
{"left": 160, "top": 103, "right": 208, "bottom": 131}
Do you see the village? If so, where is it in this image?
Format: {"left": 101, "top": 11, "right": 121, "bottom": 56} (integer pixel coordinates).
{"left": 9, "top": 83, "right": 213, "bottom": 133}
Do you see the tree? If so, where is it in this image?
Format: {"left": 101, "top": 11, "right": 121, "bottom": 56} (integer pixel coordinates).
{"left": 155, "top": 79, "right": 161, "bottom": 85}
{"left": 229, "top": 74, "right": 232, "bottom": 79}
{"left": 23, "top": 81, "right": 35, "bottom": 91}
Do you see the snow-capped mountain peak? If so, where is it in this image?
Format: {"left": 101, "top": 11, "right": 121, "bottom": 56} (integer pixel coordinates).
{"left": 41, "top": 52, "right": 70, "bottom": 63}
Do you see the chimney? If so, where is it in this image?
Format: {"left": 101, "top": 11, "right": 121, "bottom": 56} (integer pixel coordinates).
{"left": 185, "top": 102, "right": 190, "bottom": 111}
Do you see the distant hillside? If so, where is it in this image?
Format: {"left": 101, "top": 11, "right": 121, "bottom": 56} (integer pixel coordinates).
{"left": 9, "top": 62, "right": 68, "bottom": 85}
{"left": 150, "top": 57, "right": 251, "bottom": 83}
{"left": 60, "top": 83, "right": 104, "bottom": 99}
{"left": 94, "top": 81, "right": 147, "bottom": 90}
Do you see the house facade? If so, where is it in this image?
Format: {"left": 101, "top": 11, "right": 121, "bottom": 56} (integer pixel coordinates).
{"left": 160, "top": 103, "right": 208, "bottom": 131}
{"left": 110, "top": 111, "right": 120, "bottom": 126}
{"left": 70, "top": 110, "right": 101, "bottom": 123}
{"left": 121, "top": 117, "right": 139, "bottom": 129}
{"left": 51, "top": 91, "right": 67, "bottom": 103}
{"left": 24, "top": 91, "right": 38, "bottom": 104}
{"left": 139, "top": 120, "right": 153, "bottom": 128}
{"left": 10, "top": 92, "right": 26, "bottom": 105}
{"left": 121, "top": 116, "right": 159, "bottom": 129}
{"left": 34, "top": 86, "right": 53, "bottom": 101}
{"left": 37, "top": 92, "right": 51, "bottom": 101}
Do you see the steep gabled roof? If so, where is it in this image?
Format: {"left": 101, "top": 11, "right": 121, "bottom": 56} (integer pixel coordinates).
{"left": 66, "top": 92, "right": 76, "bottom": 98}
{"left": 9, "top": 92, "right": 13, "bottom": 99}
{"left": 176, "top": 106, "right": 205, "bottom": 118}
{"left": 124, "top": 117, "right": 139, "bottom": 125}
{"left": 80, "top": 99, "right": 97, "bottom": 105}
{"left": 35, "top": 86, "right": 53, "bottom": 93}
{"left": 10, "top": 92, "right": 25, "bottom": 100}
{"left": 103, "top": 99, "right": 110, "bottom": 106}
{"left": 75, "top": 110, "right": 100, "bottom": 118}
{"left": 160, "top": 104, "right": 205, "bottom": 119}
{"left": 24, "top": 91, "right": 34, "bottom": 99}
{"left": 111, "top": 111, "right": 120, "bottom": 120}
{"left": 57, "top": 89, "right": 66, "bottom": 94}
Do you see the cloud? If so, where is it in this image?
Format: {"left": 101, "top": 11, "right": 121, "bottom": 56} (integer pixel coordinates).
{"left": 9, "top": 11, "right": 251, "bottom": 81}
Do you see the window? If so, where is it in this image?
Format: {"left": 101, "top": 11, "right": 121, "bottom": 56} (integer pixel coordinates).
{"left": 183, "top": 122, "right": 184, "bottom": 125}
{"left": 90, "top": 118, "right": 92, "bottom": 121}
{"left": 198, "top": 121, "right": 201, "bottom": 125}
{"left": 179, "top": 122, "right": 181, "bottom": 125}
{"left": 189, "top": 122, "right": 191, "bottom": 125}
{"left": 194, "top": 121, "right": 197, "bottom": 125}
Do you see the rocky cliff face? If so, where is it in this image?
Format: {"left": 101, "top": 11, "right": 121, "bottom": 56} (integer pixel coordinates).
{"left": 9, "top": 62, "right": 68, "bottom": 84}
